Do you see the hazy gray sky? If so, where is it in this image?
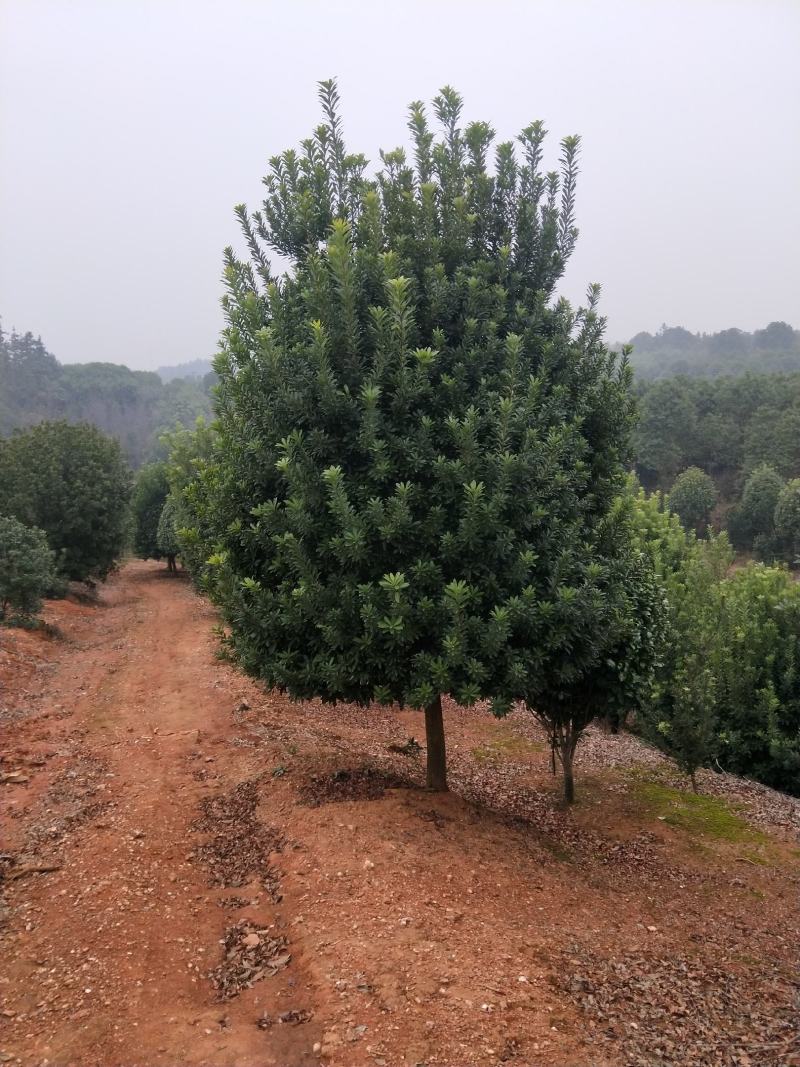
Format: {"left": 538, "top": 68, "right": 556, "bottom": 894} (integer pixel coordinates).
{"left": 1, "top": 0, "right": 798, "bottom": 370}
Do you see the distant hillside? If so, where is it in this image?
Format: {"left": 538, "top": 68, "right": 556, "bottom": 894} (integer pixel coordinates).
{"left": 157, "top": 358, "right": 214, "bottom": 382}
{"left": 0, "top": 327, "right": 213, "bottom": 467}
{"left": 627, "top": 321, "right": 800, "bottom": 380}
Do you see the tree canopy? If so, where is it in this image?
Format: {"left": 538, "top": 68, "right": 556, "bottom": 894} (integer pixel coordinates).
{"left": 179, "top": 80, "right": 657, "bottom": 800}
{"left": 668, "top": 467, "right": 717, "bottom": 535}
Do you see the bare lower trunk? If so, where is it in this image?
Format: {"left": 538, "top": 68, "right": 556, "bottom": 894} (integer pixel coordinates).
{"left": 554, "top": 726, "right": 579, "bottom": 805}
{"left": 690, "top": 769, "right": 698, "bottom": 793}
{"left": 167, "top": 555, "right": 176, "bottom": 572}
{"left": 424, "top": 694, "right": 448, "bottom": 792}
{"left": 562, "top": 748, "right": 575, "bottom": 805}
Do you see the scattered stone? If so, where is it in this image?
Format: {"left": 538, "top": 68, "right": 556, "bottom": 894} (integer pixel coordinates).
{"left": 386, "top": 737, "right": 421, "bottom": 756}
{"left": 278, "top": 1008, "right": 312, "bottom": 1025}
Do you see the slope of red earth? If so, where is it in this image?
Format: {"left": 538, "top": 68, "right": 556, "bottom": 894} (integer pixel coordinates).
{"left": 1, "top": 561, "right": 798, "bottom": 1067}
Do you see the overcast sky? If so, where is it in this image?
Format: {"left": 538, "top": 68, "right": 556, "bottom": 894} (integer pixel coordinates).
{"left": 1, "top": 0, "right": 798, "bottom": 370}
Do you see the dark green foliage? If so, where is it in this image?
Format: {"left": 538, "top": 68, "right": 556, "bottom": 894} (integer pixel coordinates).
{"left": 774, "top": 478, "right": 800, "bottom": 565}
{"left": 160, "top": 418, "right": 217, "bottom": 580}
{"left": 668, "top": 467, "right": 717, "bottom": 534}
{"left": 0, "top": 515, "right": 57, "bottom": 621}
{"left": 0, "top": 327, "right": 213, "bottom": 466}
{"left": 632, "top": 487, "right": 800, "bottom": 795}
{"left": 186, "top": 80, "right": 656, "bottom": 800}
{"left": 634, "top": 372, "right": 800, "bottom": 493}
{"left": 629, "top": 321, "right": 800, "bottom": 380}
{"left": 648, "top": 534, "right": 732, "bottom": 788}
{"left": 156, "top": 497, "right": 181, "bottom": 561}
{"left": 132, "top": 463, "right": 170, "bottom": 559}
{"left": 528, "top": 498, "right": 668, "bottom": 800}
{"left": 0, "top": 421, "right": 131, "bottom": 581}
{"left": 712, "top": 565, "right": 800, "bottom": 792}
{"left": 729, "top": 464, "right": 783, "bottom": 553}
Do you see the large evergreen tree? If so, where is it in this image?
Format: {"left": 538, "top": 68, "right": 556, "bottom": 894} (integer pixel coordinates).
{"left": 192, "top": 81, "right": 648, "bottom": 795}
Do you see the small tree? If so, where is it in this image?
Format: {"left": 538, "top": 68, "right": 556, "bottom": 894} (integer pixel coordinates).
{"left": 774, "top": 478, "right": 800, "bottom": 565}
{"left": 0, "top": 421, "right": 131, "bottom": 581}
{"left": 0, "top": 515, "right": 57, "bottom": 621}
{"left": 527, "top": 508, "right": 668, "bottom": 802}
{"left": 644, "top": 533, "right": 733, "bottom": 790}
{"left": 194, "top": 81, "right": 642, "bottom": 793}
{"left": 132, "top": 462, "right": 170, "bottom": 560}
{"left": 735, "top": 463, "right": 783, "bottom": 554}
{"left": 156, "top": 497, "right": 181, "bottom": 571}
{"left": 160, "top": 418, "right": 217, "bottom": 582}
{"left": 668, "top": 466, "right": 717, "bottom": 535}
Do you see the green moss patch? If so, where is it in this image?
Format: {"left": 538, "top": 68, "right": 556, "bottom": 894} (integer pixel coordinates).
{"left": 632, "top": 780, "right": 766, "bottom": 843}
{"left": 472, "top": 734, "right": 545, "bottom": 764}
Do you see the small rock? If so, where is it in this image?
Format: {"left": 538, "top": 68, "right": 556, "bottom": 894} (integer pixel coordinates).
{"left": 242, "top": 932, "right": 261, "bottom": 948}
{"left": 363, "top": 859, "right": 374, "bottom": 870}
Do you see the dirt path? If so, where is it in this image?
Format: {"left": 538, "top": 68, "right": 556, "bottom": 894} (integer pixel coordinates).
{"left": 1, "top": 564, "right": 319, "bottom": 1067}
{"left": 2, "top": 562, "right": 799, "bottom": 1067}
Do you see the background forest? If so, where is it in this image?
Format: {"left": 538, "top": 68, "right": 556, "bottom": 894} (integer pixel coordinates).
{"left": 0, "top": 327, "right": 214, "bottom": 466}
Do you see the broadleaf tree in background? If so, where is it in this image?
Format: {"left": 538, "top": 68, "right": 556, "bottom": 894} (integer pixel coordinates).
{"left": 184, "top": 80, "right": 661, "bottom": 800}
{"left": 0, "top": 515, "right": 57, "bottom": 622}
{"left": 132, "top": 462, "right": 171, "bottom": 560}
{"left": 668, "top": 466, "right": 717, "bottom": 536}
{"left": 156, "top": 497, "right": 181, "bottom": 572}
{"left": 0, "top": 421, "right": 131, "bottom": 582}
{"left": 774, "top": 478, "right": 800, "bottom": 565}
{"left": 728, "top": 462, "right": 784, "bottom": 559}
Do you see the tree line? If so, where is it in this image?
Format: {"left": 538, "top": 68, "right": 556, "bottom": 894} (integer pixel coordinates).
{"left": 635, "top": 372, "right": 800, "bottom": 559}
{"left": 0, "top": 328, "right": 214, "bottom": 466}
{"left": 627, "top": 321, "right": 800, "bottom": 380}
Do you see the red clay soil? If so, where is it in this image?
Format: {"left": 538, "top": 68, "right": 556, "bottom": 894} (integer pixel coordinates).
{"left": 1, "top": 561, "right": 798, "bottom": 1067}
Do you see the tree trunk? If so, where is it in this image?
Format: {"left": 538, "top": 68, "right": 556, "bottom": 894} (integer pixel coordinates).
{"left": 555, "top": 727, "right": 578, "bottom": 806}
{"left": 424, "top": 694, "right": 448, "bottom": 792}
{"left": 562, "top": 748, "right": 575, "bottom": 805}
{"left": 690, "top": 769, "right": 698, "bottom": 793}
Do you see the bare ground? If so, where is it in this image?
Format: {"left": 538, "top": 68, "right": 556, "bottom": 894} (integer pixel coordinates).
{"left": 1, "top": 561, "right": 798, "bottom": 1067}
